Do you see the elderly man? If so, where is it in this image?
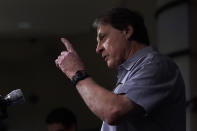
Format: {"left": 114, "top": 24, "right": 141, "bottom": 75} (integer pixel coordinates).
{"left": 55, "top": 8, "right": 186, "bottom": 131}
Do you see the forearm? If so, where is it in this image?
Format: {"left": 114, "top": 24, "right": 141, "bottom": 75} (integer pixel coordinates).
{"left": 76, "top": 77, "right": 133, "bottom": 124}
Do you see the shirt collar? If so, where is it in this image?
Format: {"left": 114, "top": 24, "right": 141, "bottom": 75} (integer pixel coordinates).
{"left": 118, "top": 46, "right": 154, "bottom": 71}
{"left": 117, "top": 46, "right": 155, "bottom": 83}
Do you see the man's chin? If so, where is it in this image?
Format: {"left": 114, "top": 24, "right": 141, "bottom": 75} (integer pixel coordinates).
{"left": 107, "top": 62, "right": 118, "bottom": 69}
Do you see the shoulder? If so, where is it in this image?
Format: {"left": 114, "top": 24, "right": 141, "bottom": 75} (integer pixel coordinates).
{"left": 128, "top": 51, "right": 179, "bottom": 82}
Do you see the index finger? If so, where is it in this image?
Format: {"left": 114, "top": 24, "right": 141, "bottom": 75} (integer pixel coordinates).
{"left": 61, "top": 37, "right": 75, "bottom": 52}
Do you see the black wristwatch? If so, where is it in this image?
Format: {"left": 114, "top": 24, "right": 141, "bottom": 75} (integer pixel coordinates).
{"left": 71, "top": 70, "right": 89, "bottom": 86}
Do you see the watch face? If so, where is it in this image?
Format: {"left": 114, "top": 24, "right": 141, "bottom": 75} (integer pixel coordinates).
{"left": 72, "top": 70, "right": 89, "bottom": 86}
{"left": 75, "top": 70, "right": 86, "bottom": 80}
{"left": 78, "top": 71, "right": 84, "bottom": 77}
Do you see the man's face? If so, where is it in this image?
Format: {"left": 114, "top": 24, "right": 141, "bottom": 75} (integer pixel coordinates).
{"left": 47, "top": 123, "right": 75, "bottom": 131}
{"left": 96, "top": 24, "right": 132, "bottom": 68}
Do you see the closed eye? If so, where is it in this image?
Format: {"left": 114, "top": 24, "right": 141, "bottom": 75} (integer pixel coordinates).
{"left": 98, "top": 33, "right": 107, "bottom": 42}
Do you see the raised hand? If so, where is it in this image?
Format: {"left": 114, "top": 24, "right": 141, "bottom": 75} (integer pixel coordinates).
{"left": 55, "top": 38, "right": 85, "bottom": 80}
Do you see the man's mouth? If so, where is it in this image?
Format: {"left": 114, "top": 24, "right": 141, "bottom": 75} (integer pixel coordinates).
{"left": 104, "top": 56, "right": 108, "bottom": 61}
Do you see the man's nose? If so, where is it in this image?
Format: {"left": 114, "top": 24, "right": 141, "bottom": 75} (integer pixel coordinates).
{"left": 96, "top": 43, "right": 104, "bottom": 54}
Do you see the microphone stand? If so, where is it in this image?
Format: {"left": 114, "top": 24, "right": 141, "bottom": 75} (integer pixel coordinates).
{"left": 0, "top": 95, "right": 8, "bottom": 120}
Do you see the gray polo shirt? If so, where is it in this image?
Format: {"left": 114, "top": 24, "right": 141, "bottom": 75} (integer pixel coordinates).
{"left": 101, "top": 46, "right": 186, "bottom": 131}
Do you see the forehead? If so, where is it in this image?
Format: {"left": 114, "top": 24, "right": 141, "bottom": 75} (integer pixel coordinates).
{"left": 97, "top": 24, "right": 113, "bottom": 35}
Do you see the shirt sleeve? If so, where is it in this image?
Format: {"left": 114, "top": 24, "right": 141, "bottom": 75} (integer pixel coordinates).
{"left": 117, "top": 60, "right": 179, "bottom": 114}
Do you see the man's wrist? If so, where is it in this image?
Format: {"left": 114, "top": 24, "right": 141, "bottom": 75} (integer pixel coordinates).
{"left": 71, "top": 70, "right": 89, "bottom": 86}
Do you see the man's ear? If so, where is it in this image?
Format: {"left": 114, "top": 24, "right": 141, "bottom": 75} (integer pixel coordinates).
{"left": 123, "top": 26, "right": 134, "bottom": 40}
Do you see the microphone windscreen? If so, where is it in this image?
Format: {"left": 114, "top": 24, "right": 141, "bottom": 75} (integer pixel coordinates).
{"left": 4, "top": 89, "right": 25, "bottom": 106}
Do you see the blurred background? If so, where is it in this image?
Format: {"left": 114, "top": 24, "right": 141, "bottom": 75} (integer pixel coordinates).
{"left": 0, "top": 0, "right": 196, "bottom": 130}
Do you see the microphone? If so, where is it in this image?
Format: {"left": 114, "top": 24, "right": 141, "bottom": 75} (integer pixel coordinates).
{"left": 0, "top": 89, "right": 25, "bottom": 119}
{"left": 2, "top": 89, "right": 25, "bottom": 106}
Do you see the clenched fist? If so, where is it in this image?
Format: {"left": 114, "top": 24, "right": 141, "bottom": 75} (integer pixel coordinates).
{"left": 55, "top": 38, "right": 85, "bottom": 80}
